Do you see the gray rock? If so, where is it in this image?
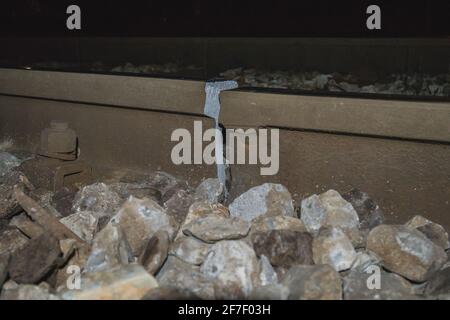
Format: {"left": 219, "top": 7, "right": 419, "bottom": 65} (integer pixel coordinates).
{"left": 342, "top": 188, "right": 384, "bottom": 230}
{"left": 138, "top": 230, "right": 169, "bottom": 275}
{"left": 60, "top": 264, "right": 158, "bottom": 300}
{"left": 367, "top": 224, "right": 447, "bottom": 282}
{"left": 201, "top": 240, "right": 259, "bottom": 299}
{"left": 109, "top": 182, "right": 162, "bottom": 204}
{"left": 60, "top": 211, "right": 98, "bottom": 244}
{"left": 0, "top": 171, "right": 33, "bottom": 219}
{"left": 300, "top": 189, "right": 359, "bottom": 235}
{"left": 9, "top": 213, "right": 44, "bottom": 239}
{"left": 0, "top": 228, "right": 29, "bottom": 256}
{"left": 229, "top": 183, "right": 295, "bottom": 222}
{"left": 175, "top": 201, "right": 229, "bottom": 240}
{"left": 72, "top": 183, "right": 122, "bottom": 219}
{"left": 0, "top": 252, "right": 10, "bottom": 288}
{"left": 350, "top": 250, "right": 382, "bottom": 272}
{"left": 425, "top": 265, "right": 450, "bottom": 298}
{"left": 251, "top": 230, "right": 313, "bottom": 268}
{"left": 182, "top": 215, "right": 250, "bottom": 243}
{"left": 170, "top": 236, "right": 210, "bottom": 265}
{"left": 112, "top": 196, "right": 177, "bottom": 256}
{"left": 195, "top": 178, "right": 225, "bottom": 203}
{"left": 157, "top": 256, "right": 215, "bottom": 300}
{"left": 0, "top": 152, "right": 21, "bottom": 177}
{"left": 343, "top": 269, "right": 417, "bottom": 300}
{"left": 405, "top": 215, "right": 450, "bottom": 250}
{"left": 251, "top": 215, "right": 307, "bottom": 234}
{"left": 312, "top": 227, "right": 357, "bottom": 272}
{"left": 281, "top": 264, "right": 342, "bottom": 300}
{"left": 84, "top": 222, "right": 133, "bottom": 273}
{"left": 249, "top": 283, "right": 290, "bottom": 300}
{"left": 258, "top": 255, "right": 278, "bottom": 286}
{"left": 1, "top": 282, "right": 60, "bottom": 300}
{"left": 163, "top": 188, "right": 195, "bottom": 227}
{"left": 9, "top": 233, "right": 61, "bottom": 284}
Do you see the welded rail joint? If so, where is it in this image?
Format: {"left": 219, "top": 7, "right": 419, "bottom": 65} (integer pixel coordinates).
{"left": 204, "top": 81, "right": 238, "bottom": 195}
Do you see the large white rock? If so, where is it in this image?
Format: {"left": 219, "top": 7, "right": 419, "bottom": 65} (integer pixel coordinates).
{"left": 301, "top": 189, "right": 359, "bottom": 234}
{"left": 84, "top": 222, "right": 133, "bottom": 273}
{"left": 201, "top": 240, "right": 259, "bottom": 299}
{"left": 312, "top": 227, "right": 357, "bottom": 272}
{"left": 229, "top": 183, "right": 295, "bottom": 222}
{"left": 112, "top": 196, "right": 177, "bottom": 256}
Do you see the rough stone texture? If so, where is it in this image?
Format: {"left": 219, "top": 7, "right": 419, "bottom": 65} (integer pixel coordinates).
{"left": 60, "top": 211, "right": 98, "bottom": 243}
{"left": 138, "top": 230, "right": 169, "bottom": 275}
{"left": 0, "top": 152, "right": 21, "bottom": 177}
{"left": 351, "top": 250, "right": 382, "bottom": 272}
{"left": 251, "top": 215, "right": 307, "bottom": 234}
{"left": 251, "top": 230, "right": 314, "bottom": 268}
{"left": 281, "top": 264, "right": 342, "bottom": 300}
{"left": 201, "top": 240, "right": 259, "bottom": 299}
{"left": 343, "top": 269, "right": 417, "bottom": 300}
{"left": 170, "top": 236, "right": 210, "bottom": 265}
{"left": 163, "top": 188, "right": 195, "bottom": 227}
{"left": 51, "top": 187, "right": 77, "bottom": 217}
{"left": 60, "top": 264, "right": 158, "bottom": 300}
{"left": 0, "top": 171, "right": 33, "bottom": 219}
{"left": 175, "top": 201, "right": 229, "bottom": 240}
{"left": 229, "top": 183, "right": 295, "bottom": 222}
{"left": 112, "top": 196, "right": 177, "bottom": 256}
{"left": 258, "top": 255, "right": 278, "bottom": 286}
{"left": 301, "top": 189, "right": 360, "bottom": 235}
{"left": 367, "top": 225, "right": 447, "bottom": 282}
{"left": 182, "top": 215, "right": 250, "bottom": 243}
{"left": 72, "top": 183, "right": 122, "bottom": 219}
{"left": 0, "top": 252, "right": 10, "bottom": 287}
{"left": 84, "top": 222, "right": 133, "bottom": 273}
{"left": 9, "top": 233, "right": 61, "bottom": 284}
{"left": 312, "top": 227, "right": 357, "bottom": 272}
{"left": 249, "top": 283, "right": 290, "bottom": 300}
{"left": 9, "top": 213, "right": 44, "bottom": 239}
{"left": 0, "top": 228, "right": 29, "bottom": 256}
{"left": 157, "top": 256, "right": 215, "bottom": 300}
{"left": 342, "top": 188, "right": 384, "bottom": 230}
{"left": 424, "top": 266, "right": 450, "bottom": 298}
{"left": 1, "top": 282, "right": 60, "bottom": 300}
{"left": 194, "top": 178, "right": 225, "bottom": 203}
{"left": 142, "top": 286, "right": 200, "bottom": 300}
{"left": 405, "top": 215, "right": 450, "bottom": 250}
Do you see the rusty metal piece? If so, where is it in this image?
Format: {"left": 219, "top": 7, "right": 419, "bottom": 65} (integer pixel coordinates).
{"left": 17, "top": 157, "right": 92, "bottom": 192}
{"left": 13, "top": 186, "right": 85, "bottom": 244}
{"left": 38, "top": 120, "right": 77, "bottom": 160}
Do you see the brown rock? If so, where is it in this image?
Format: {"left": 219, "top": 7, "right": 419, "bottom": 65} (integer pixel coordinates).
{"left": 9, "top": 233, "right": 62, "bottom": 284}
{"left": 281, "top": 264, "right": 342, "bottom": 300}
{"left": 51, "top": 186, "right": 78, "bottom": 217}
{"left": 138, "top": 230, "right": 169, "bottom": 275}
{"left": 0, "top": 228, "right": 29, "bottom": 256}
{"left": 367, "top": 225, "right": 447, "bottom": 282}
{"left": 251, "top": 215, "right": 307, "bottom": 234}
{"left": 157, "top": 256, "right": 215, "bottom": 300}
{"left": 60, "top": 264, "right": 158, "bottom": 300}
{"left": 342, "top": 188, "right": 384, "bottom": 230}
{"left": 0, "top": 171, "right": 33, "bottom": 219}
{"left": 405, "top": 215, "right": 450, "bottom": 250}
{"left": 182, "top": 215, "right": 250, "bottom": 243}
{"left": 251, "top": 230, "right": 313, "bottom": 268}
